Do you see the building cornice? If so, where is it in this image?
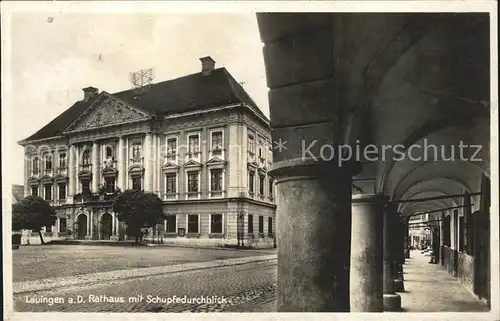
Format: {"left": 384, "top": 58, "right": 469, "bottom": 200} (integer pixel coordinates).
{"left": 18, "top": 136, "right": 66, "bottom": 146}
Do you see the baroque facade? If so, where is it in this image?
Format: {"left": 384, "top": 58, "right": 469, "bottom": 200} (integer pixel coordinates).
{"left": 18, "top": 57, "right": 277, "bottom": 248}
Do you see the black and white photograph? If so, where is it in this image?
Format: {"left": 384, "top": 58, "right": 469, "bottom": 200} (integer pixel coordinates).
{"left": 2, "top": 1, "right": 498, "bottom": 320}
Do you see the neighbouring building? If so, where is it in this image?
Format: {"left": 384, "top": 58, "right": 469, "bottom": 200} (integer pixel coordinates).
{"left": 408, "top": 213, "right": 431, "bottom": 249}
{"left": 18, "top": 57, "right": 276, "bottom": 248}
{"left": 12, "top": 184, "right": 24, "bottom": 204}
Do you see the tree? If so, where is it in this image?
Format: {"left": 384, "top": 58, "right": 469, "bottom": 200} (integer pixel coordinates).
{"left": 12, "top": 196, "right": 57, "bottom": 244}
{"left": 112, "top": 190, "right": 164, "bottom": 243}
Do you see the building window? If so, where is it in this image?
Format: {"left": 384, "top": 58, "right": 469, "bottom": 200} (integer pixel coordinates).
{"left": 443, "top": 215, "right": 451, "bottom": 247}
{"left": 187, "top": 171, "right": 199, "bottom": 193}
{"left": 249, "top": 171, "right": 255, "bottom": 193}
{"left": 259, "top": 215, "right": 264, "bottom": 234}
{"left": 59, "top": 153, "right": 67, "bottom": 168}
{"left": 44, "top": 153, "right": 53, "bottom": 170}
{"left": 210, "top": 169, "right": 223, "bottom": 192}
{"left": 105, "top": 146, "right": 113, "bottom": 159}
{"left": 259, "top": 175, "right": 265, "bottom": 195}
{"left": 44, "top": 184, "right": 52, "bottom": 201}
{"left": 31, "top": 186, "right": 38, "bottom": 197}
{"left": 59, "top": 218, "right": 67, "bottom": 233}
{"left": 211, "top": 214, "right": 223, "bottom": 234}
{"left": 58, "top": 183, "right": 66, "bottom": 200}
{"left": 248, "top": 135, "right": 255, "bottom": 154}
{"left": 132, "top": 177, "right": 142, "bottom": 191}
{"left": 187, "top": 214, "right": 199, "bottom": 233}
{"left": 166, "top": 173, "right": 177, "bottom": 194}
{"left": 459, "top": 216, "right": 465, "bottom": 252}
{"left": 211, "top": 131, "right": 223, "bottom": 154}
{"left": 188, "top": 134, "right": 200, "bottom": 157}
{"left": 269, "top": 179, "right": 274, "bottom": 198}
{"left": 132, "top": 141, "right": 142, "bottom": 160}
{"left": 268, "top": 217, "right": 273, "bottom": 234}
{"left": 248, "top": 215, "right": 254, "bottom": 233}
{"left": 81, "top": 181, "right": 91, "bottom": 195}
{"left": 165, "top": 215, "right": 176, "bottom": 233}
{"left": 105, "top": 177, "right": 115, "bottom": 193}
{"left": 82, "top": 150, "right": 91, "bottom": 165}
{"left": 32, "top": 157, "right": 40, "bottom": 173}
{"left": 166, "top": 138, "right": 177, "bottom": 161}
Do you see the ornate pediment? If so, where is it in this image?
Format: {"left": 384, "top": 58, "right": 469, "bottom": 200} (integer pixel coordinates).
{"left": 206, "top": 157, "right": 227, "bottom": 166}
{"left": 161, "top": 161, "right": 180, "bottom": 171}
{"left": 54, "top": 174, "right": 68, "bottom": 182}
{"left": 28, "top": 177, "right": 40, "bottom": 186}
{"left": 78, "top": 170, "right": 92, "bottom": 180}
{"left": 64, "top": 93, "right": 151, "bottom": 132}
{"left": 247, "top": 161, "right": 259, "bottom": 169}
{"left": 128, "top": 164, "right": 145, "bottom": 174}
{"left": 184, "top": 159, "right": 202, "bottom": 168}
{"left": 102, "top": 167, "right": 118, "bottom": 177}
{"left": 40, "top": 175, "right": 54, "bottom": 183}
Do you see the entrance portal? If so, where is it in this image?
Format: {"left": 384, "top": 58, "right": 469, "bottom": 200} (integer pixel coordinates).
{"left": 100, "top": 213, "right": 113, "bottom": 240}
{"left": 76, "top": 214, "right": 87, "bottom": 240}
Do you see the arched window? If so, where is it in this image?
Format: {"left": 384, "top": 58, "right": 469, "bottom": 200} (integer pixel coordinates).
{"left": 82, "top": 150, "right": 91, "bottom": 165}
{"left": 44, "top": 153, "right": 52, "bottom": 170}
{"left": 105, "top": 146, "right": 113, "bottom": 159}
{"left": 32, "top": 157, "right": 40, "bottom": 172}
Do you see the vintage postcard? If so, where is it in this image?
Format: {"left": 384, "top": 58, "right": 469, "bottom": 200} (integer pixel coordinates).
{"left": 1, "top": 1, "right": 498, "bottom": 321}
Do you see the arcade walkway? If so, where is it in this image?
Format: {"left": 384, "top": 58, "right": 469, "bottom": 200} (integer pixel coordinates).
{"left": 398, "top": 250, "right": 489, "bottom": 312}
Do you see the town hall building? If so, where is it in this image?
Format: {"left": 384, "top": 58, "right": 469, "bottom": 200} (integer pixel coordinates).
{"left": 18, "top": 57, "right": 277, "bottom": 248}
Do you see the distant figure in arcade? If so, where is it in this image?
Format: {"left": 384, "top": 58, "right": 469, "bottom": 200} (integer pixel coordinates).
{"left": 429, "top": 234, "right": 439, "bottom": 264}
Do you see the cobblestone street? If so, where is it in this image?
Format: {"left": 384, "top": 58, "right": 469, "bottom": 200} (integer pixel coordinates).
{"left": 13, "top": 247, "right": 490, "bottom": 313}
{"left": 14, "top": 257, "right": 277, "bottom": 312}
{"left": 13, "top": 245, "right": 275, "bottom": 282}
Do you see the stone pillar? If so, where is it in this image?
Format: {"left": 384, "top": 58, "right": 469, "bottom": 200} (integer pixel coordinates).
{"left": 272, "top": 163, "right": 353, "bottom": 311}
{"left": 75, "top": 145, "right": 80, "bottom": 193}
{"left": 404, "top": 216, "right": 410, "bottom": 259}
{"left": 257, "top": 13, "right": 361, "bottom": 312}
{"left": 383, "top": 207, "right": 401, "bottom": 311}
{"left": 96, "top": 213, "right": 100, "bottom": 240}
{"left": 440, "top": 211, "right": 445, "bottom": 266}
{"left": 153, "top": 134, "right": 159, "bottom": 196}
{"left": 350, "top": 194, "right": 387, "bottom": 312}
{"left": 112, "top": 213, "right": 116, "bottom": 235}
{"left": 90, "top": 210, "right": 94, "bottom": 239}
{"left": 144, "top": 133, "right": 152, "bottom": 191}
{"left": 463, "top": 192, "right": 470, "bottom": 253}
{"left": 117, "top": 137, "right": 125, "bottom": 190}
{"left": 68, "top": 145, "right": 76, "bottom": 197}
{"left": 24, "top": 150, "right": 30, "bottom": 197}
{"left": 86, "top": 210, "right": 91, "bottom": 239}
{"left": 393, "top": 214, "right": 405, "bottom": 291}
{"left": 92, "top": 141, "right": 99, "bottom": 192}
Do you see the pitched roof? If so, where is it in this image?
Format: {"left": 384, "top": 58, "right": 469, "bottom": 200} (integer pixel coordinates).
{"left": 12, "top": 184, "right": 24, "bottom": 204}
{"left": 21, "top": 68, "right": 267, "bottom": 143}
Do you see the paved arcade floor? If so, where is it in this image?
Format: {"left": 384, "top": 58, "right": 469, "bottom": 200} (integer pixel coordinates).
{"left": 12, "top": 246, "right": 489, "bottom": 312}
{"left": 398, "top": 250, "right": 489, "bottom": 312}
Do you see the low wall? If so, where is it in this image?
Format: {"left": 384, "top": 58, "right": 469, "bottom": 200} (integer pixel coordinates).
{"left": 147, "top": 235, "right": 275, "bottom": 249}
{"left": 442, "top": 246, "right": 457, "bottom": 276}
{"left": 457, "top": 252, "right": 475, "bottom": 293}
{"left": 20, "top": 231, "right": 73, "bottom": 245}
{"left": 442, "top": 246, "right": 475, "bottom": 294}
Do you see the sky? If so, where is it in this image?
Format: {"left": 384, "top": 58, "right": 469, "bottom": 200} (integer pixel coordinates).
{"left": 7, "top": 12, "right": 268, "bottom": 185}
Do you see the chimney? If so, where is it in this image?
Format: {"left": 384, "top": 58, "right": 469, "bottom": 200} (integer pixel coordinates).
{"left": 200, "top": 56, "right": 215, "bottom": 75}
{"left": 82, "top": 86, "right": 99, "bottom": 101}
